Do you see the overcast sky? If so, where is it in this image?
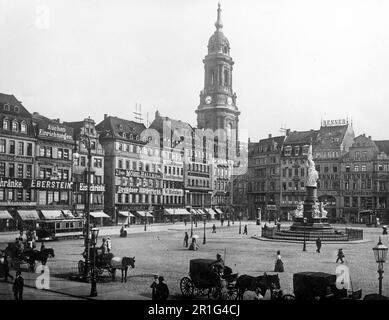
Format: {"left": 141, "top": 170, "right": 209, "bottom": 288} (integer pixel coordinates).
{"left": 1, "top": 0, "right": 389, "bottom": 141}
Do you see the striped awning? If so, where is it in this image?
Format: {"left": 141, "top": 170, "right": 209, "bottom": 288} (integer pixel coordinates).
{"left": 205, "top": 208, "right": 218, "bottom": 218}
{"left": 89, "top": 211, "right": 110, "bottom": 218}
{"left": 40, "top": 210, "right": 63, "bottom": 220}
{"left": 164, "top": 208, "right": 176, "bottom": 215}
{"left": 62, "top": 210, "right": 75, "bottom": 218}
{"left": 137, "top": 211, "right": 153, "bottom": 218}
{"left": 118, "top": 211, "right": 135, "bottom": 217}
{"left": 197, "top": 209, "right": 206, "bottom": 215}
{"left": 17, "top": 210, "right": 40, "bottom": 221}
{"left": 0, "top": 210, "right": 13, "bottom": 220}
{"left": 214, "top": 207, "right": 224, "bottom": 215}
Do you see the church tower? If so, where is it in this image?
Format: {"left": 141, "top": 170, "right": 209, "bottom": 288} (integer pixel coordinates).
{"left": 196, "top": 3, "right": 240, "bottom": 144}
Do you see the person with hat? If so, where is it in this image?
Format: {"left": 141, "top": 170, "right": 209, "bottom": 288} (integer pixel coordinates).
{"left": 100, "top": 238, "right": 108, "bottom": 255}
{"left": 155, "top": 276, "right": 169, "bottom": 300}
{"left": 336, "top": 248, "right": 345, "bottom": 264}
{"left": 13, "top": 270, "right": 24, "bottom": 300}
{"left": 3, "top": 253, "right": 13, "bottom": 282}
{"left": 106, "top": 237, "right": 112, "bottom": 253}
{"left": 150, "top": 274, "right": 159, "bottom": 300}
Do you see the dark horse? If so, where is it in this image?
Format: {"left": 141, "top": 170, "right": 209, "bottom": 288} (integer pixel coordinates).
{"left": 29, "top": 249, "right": 55, "bottom": 267}
{"left": 111, "top": 256, "right": 136, "bottom": 282}
{"left": 235, "top": 273, "right": 280, "bottom": 300}
{"left": 4, "top": 243, "right": 54, "bottom": 270}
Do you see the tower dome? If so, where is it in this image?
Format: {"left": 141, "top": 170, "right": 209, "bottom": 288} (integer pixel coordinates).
{"left": 207, "top": 3, "right": 230, "bottom": 55}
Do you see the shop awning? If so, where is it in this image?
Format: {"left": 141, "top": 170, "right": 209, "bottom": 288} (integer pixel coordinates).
{"left": 118, "top": 211, "right": 135, "bottom": 217}
{"left": 214, "top": 207, "right": 224, "bottom": 215}
{"left": 204, "top": 208, "right": 217, "bottom": 218}
{"left": 62, "top": 210, "right": 75, "bottom": 218}
{"left": 17, "top": 210, "right": 40, "bottom": 221}
{"left": 89, "top": 211, "right": 110, "bottom": 218}
{"left": 137, "top": 211, "right": 153, "bottom": 218}
{"left": 197, "top": 209, "right": 206, "bottom": 215}
{"left": 0, "top": 210, "right": 13, "bottom": 220}
{"left": 40, "top": 210, "right": 63, "bottom": 220}
{"left": 164, "top": 208, "right": 176, "bottom": 215}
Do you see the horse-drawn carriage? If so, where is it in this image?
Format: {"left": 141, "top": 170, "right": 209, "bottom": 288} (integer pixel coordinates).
{"left": 293, "top": 271, "right": 362, "bottom": 300}
{"left": 180, "top": 258, "right": 238, "bottom": 300}
{"left": 2, "top": 242, "right": 55, "bottom": 271}
{"left": 78, "top": 247, "right": 135, "bottom": 282}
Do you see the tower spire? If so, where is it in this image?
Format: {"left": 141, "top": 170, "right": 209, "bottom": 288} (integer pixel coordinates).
{"left": 215, "top": 2, "right": 223, "bottom": 30}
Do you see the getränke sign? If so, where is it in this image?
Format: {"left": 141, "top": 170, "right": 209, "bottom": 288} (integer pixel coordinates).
{"left": 322, "top": 119, "right": 347, "bottom": 127}
{"left": 30, "top": 179, "right": 73, "bottom": 190}
{"left": 0, "top": 178, "right": 25, "bottom": 189}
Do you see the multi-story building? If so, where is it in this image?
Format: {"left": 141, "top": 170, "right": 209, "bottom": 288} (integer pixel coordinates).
{"left": 0, "top": 94, "right": 36, "bottom": 231}
{"left": 280, "top": 130, "right": 318, "bottom": 220}
{"left": 65, "top": 117, "right": 106, "bottom": 224}
{"left": 96, "top": 115, "right": 162, "bottom": 224}
{"left": 211, "top": 157, "right": 232, "bottom": 215}
{"left": 373, "top": 140, "right": 389, "bottom": 223}
{"left": 31, "top": 113, "right": 75, "bottom": 219}
{"left": 314, "top": 120, "right": 355, "bottom": 220}
{"left": 340, "top": 134, "right": 377, "bottom": 223}
{"left": 248, "top": 134, "right": 286, "bottom": 220}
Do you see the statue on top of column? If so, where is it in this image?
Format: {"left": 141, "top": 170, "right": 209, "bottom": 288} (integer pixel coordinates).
{"left": 306, "top": 144, "right": 318, "bottom": 187}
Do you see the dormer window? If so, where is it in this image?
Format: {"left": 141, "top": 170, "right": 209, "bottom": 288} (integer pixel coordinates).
{"left": 14, "top": 106, "right": 20, "bottom": 113}
{"left": 20, "top": 121, "right": 27, "bottom": 133}
{"left": 12, "top": 120, "right": 19, "bottom": 132}
{"left": 294, "top": 146, "right": 300, "bottom": 156}
{"left": 3, "top": 104, "right": 10, "bottom": 111}
{"left": 3, "top": 119, "right": 9, "bottom": 130}
{"left": 284, "top": 146, "right": 292, "bottom": 156}
{"left": 129, "top": 134, "right": 133, "bottom": 140}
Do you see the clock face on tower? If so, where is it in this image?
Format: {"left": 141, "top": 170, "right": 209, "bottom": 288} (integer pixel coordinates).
{"left": 205, "top": 96, "right": 212, "bottom": 104}
{"left": 227, "top": 97, "right": 233, "bottom": 105}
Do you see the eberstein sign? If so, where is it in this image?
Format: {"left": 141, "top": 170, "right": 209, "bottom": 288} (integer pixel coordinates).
{"left": 30, "top": 179, "right": 73, "bottom": 190}
{"left": 77, "top": 183, "right": 105, "bottom": 192}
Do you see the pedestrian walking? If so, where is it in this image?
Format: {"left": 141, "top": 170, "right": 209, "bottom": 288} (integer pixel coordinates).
{"left": 277, "top": 222, "right": 281, "bottom": 231}
{"left": 3, "top": 254, "right": 14, "bottom": 282}
{"left": 316, "top": 237, "right": 322, "bottom": 253}
{"left": 274, "top": 250, "right": 284, "bottom": 272}
{"left": 336, "top": 249, "right": 345, "bottom": 263}
{"left": 183, "top": 232, "right": 189, "bottom": 247}
{"left": 383, "top": 225, "right": 388, "bottom": 235}
{"left": 184, "top": 218, "right": 187, "bottom": 226}
{"left": 13, "top": 270, "right": 24, "bottom": 300}
{"left": 106, "top": 237, "right": 112, "bottom": 253}
{"left": 150, "top": 274, "right": 158, "bottom": 300}
{"left": 221, "top": 218, "right": 224, "bottom": 226}
{"left": 155, "top": 276, "right": 169, "bottom": 300}
{"left": 40, "top": 241, "right": 45, "bottom": 252}
{"left": 212, "top": 224, "right": 216, "bottom": 233}
{"left": 243, "top": 225, "right": 248, "bottom": 235}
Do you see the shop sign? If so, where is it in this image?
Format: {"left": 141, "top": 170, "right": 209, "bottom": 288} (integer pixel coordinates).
{"left": 30, "top": 179, "right": 73, "bottom": 190}
{"left": 0, "top": 178, "right": 26, "bottom": 188}
{"left": 162, "top": 189, "right": 183, "bottom": 196}
{"left": 115, "top": 169, "right": 162, "bottom": 179}
{"left": 0, "top": 154, "right": 33, "bottom": 164}
{"left": 267, "top": 204, "right": 276, "bottom": 210}
{"left": 116, "top": 186, "right": 161, "bottom": 195}
{"left": 77, "top": 183, "right": 105, "bottom": 192}
{"left": 322, "top": 119, "right": 347, "bottom": 127}
{"left": 38, "top": 123, "right": 73, "bottom": 141}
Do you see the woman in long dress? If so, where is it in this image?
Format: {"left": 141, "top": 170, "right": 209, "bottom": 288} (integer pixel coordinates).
{"left": 274, "top": 250, "right": 284, "bottom": 272}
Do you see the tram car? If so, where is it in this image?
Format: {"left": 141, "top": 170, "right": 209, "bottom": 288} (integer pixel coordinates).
{"left": 36, "top": 218, "right": 84, "bottom": 241}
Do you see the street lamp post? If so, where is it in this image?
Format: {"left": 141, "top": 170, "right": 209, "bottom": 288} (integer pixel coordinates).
{"left": 203, "top": 217, "right": 206, "bottom": 244}
{"left": 239, "top": 214, "right": 242, "bottom": 234}
{"left": 373, "top": 237, "right": 388, "bottom": 296}
{"left": 73, "top": 134, "right": 92, "bottom": 281}
{"left": 303, "top": 217, "right": 307, "bottom": 252}
{"left": 144, "top": 211, "right": 147, "bottom": 231}
{"left": 90, "top": 227, "right": 99, "bottom": 297}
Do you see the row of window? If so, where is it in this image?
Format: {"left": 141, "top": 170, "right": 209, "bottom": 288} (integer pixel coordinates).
{"left": 0, "top": 162, "right": 32, "bottom": 178}
{"left": 39, "top": 167, "right": 69, "bottom": 180}
{"left": 39, "top": 146, "right": 71, "bottom": 160}
{"left": 315, "top": 151, "right": 340, "bottom": 159}
{"left": 253, "top": 157, "right": 277, "bottom": 165}
{"left": 0, "top": 188, "right": 32, "bottom": 202}
{"left": 163, "top": 180, "right": 183, "bottom": 189}
{"left": 0, "top": 139, "right": 33, "bottom": 156}
{"left": 74, "top": 156, "right": 103, "bottom": 168}
{"left": 117, "top": 193, "right": 160, "bottom": 204}
{"left": 345, "top": 165, "right": 367, "bottom": 172}
{"left": 282, "top": 168, "right": 306, "bottom": 178}
{"left": 117, "top": 159, "right": 162, "bottom": 172}
{"left": 188, "top": 179, "right": 210, "bottom": 188}
{"left": 2, "top": 119, "right": 27, "bottom": 133}
{"left": 214, "top": 168, "right": 230, "bottom": 177}
{"left": 214, "top": 181, "right": 229, "bottom": 191}
{"left": 37, "top": 190, "right": 69, "bottom": 205}
{"left": 75, "top": 193, "right": 103, "bottom": 205}
{"left": 118, "top": 177, "right": 162, "bottom": 189}
{"left": 188, "top": 163, "right": 210, "bottom": 173}
{"left": 344, "top": 196, "right": 373, "bottom": 208}
{"left": 164, "top": 165, "right": 183, "bottom": 176}
{"left": 283, "top": 145, "right": 310, "bottom": 157}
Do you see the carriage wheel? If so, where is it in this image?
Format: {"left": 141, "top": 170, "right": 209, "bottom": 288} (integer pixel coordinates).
{"left": 78, "top": 260, "right": 85, "bottom": 276}
{"left": 282, "top": 294, "right": 295, "bottom": 301}
{"left": 180, "top": 277, "right": 194, "bottom": 298}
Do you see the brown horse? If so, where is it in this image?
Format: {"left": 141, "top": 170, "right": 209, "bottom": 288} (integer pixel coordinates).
{"left": 111, "top": 256, "right": 135, "bottom": 282}
{"left": 235, "top": 273, "right": 280, "bottom": 300}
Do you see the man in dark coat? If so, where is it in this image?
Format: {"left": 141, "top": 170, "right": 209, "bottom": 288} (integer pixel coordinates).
{"left": 336, "top": 249, "right": 345, "bottom": 263}
{"left": 212, "top": 224, "right": 216, "bottom": 233}
{"left": 13, "top": 270, "right": 24, "bottom": 300}
{"left": 316, "top": 237, "right": 322, "bottom": 253}
{"left": 3, "top": 254, "right": 14, "bottom": 282}
{"left": 243, "top": 225, "right": 248, "bottom": 235}
{"left": 150, "top": 274, "right": 158, "bottom": 300}
{"left": 183, "top": 232, "right": 189, "bottom": 247}
{"left": 155, "top": 276, "right": 169, "bottom": 300}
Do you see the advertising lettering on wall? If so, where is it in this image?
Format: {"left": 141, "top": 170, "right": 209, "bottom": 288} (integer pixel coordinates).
{"left": 115, "top": 169, "right": 162, "bottom": 179}
{"left": 38, "top": 123, "right": 73, "bottom": 141}
{"left": 162, "top": 189, "right": 183, "bottom": 196}
{"left": 321, "top": 119, "right": 348, "bottom": 127}
{"left": 116, "top": 186, "right": 162, "bottom": 195}
{"left": 77, "top": 183, "right": 105, "bottom": 192}
{"left": 0, "top": 154, "right": 33, "bottom": 164}
{"left": 30, "top": 179, "right": 73, "bottom": 190}
{"left": 0, "top": 178, "right": 26, "bottom": 188}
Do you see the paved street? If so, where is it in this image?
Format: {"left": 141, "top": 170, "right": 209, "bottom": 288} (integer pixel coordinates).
{"left": 0, "top": 221, "right": 388, "bottom": 300}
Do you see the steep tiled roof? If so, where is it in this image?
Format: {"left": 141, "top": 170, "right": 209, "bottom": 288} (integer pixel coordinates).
{"left": 374, "top": 140, "right": 389, "bottom": 156}
{"left": 0, "top": 93, "right": 32, "bottom": 117}
{"left": 315, "top": 125, "right": 349, "bottom": 148}
{"left": 96, "top": 116, "right": 146, "bottom": 141}
{"left": 284, "top": 130, "right": 319, "bottom": 145}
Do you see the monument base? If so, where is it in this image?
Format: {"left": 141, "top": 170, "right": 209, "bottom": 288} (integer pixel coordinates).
{"left": 290, "top": 217, "right": 334, "bottom": 233}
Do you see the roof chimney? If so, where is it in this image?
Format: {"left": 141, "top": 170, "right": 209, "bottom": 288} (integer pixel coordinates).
{"left": 286, "top": 129, "right": 291, "bottom": 136}
{"left": 104, "top": 114, "right": 108, "bottom": 120}
{"left": 155, "top": 110, "right": 160, "bottom": 119}
{"left": 369, "top": 136, "right": 371, "bottom": 139}
{"left": 268, "top": 134, "right": 272, "bottom": 138}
